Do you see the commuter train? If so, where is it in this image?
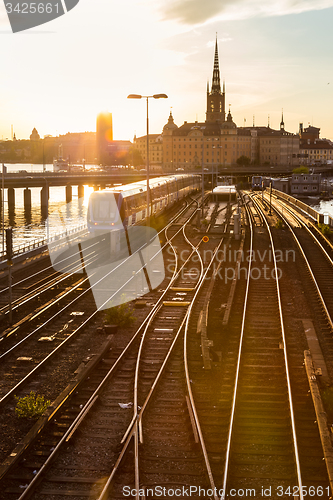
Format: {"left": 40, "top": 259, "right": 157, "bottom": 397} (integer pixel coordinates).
{"left": 251, "top": 175, "right": 263, "bottom": 191}
{"left": 87, "top": 174, "right": 201, "bottom": 231}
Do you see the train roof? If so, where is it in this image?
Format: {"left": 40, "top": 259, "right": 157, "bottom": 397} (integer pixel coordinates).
{"left": 89, "top": 175, "right": 199, "bottom": 199}
{"left": 213, "top": 185, "right": 237, "bottom": 194}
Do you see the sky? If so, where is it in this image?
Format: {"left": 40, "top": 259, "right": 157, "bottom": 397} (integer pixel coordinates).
{"left": 0, "top": 0, "right": 333, "bottom": 142}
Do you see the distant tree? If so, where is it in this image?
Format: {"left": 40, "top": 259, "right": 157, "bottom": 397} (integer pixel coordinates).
{"left": 128, "top": 147, "right": 144, "bottom": 168}
{"left": 9, "top": 145, "right": 17, "bottom": 161}
{"left": 236, "top": 155, "right": 251, "bottom": 166}
{"left": 292, "top": 165, "right": 309, "bottom": 174}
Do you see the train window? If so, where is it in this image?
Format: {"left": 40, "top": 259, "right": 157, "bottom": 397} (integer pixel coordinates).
{"left": 92, "top": 193, "right": 120, "bottom": 221}
{"left": 133, "top": 194, "right": 140, "bottom": 209}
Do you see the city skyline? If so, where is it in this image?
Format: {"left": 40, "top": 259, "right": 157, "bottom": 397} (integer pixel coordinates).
{"left": 0, "top": 0, "right": 332, "bottom": 142}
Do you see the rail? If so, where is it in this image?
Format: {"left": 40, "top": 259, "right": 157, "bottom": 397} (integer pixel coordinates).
{"left": 252, "top": 195, "right": 304, "bottom": 499}
{"left": 220, "top": 196, "right": 254, "bottom": 499}
{"left": 98, "top": 199, "right": 228, "bottom": 500}
{"left": 263, "top": 193, "right": 333, "bottom": 332}
{"left": 15, "top": 195, "right": 204, "bottom": 500}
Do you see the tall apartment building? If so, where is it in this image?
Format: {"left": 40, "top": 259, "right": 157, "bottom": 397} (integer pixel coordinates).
{"left": 96, "top": 112, "right": 113, "bottom": 164}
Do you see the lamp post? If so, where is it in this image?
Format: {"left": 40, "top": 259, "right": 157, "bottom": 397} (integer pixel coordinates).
{"left": 201, "top": 137, "right": 205, "bottom": 218}
{"left": 212, "top": 145, "right": 223, "bottom": 195}
{"left": 2, "top": 162, "right": 4, "bottom": 257}
{"left": 42, "top": 140, "right": 45, "bottom": 173}
{"left": 201, "top": 137, "right": 219, "bottom": 217}
{"left": 127, "top": 94, "right": 168, "bottom": 220}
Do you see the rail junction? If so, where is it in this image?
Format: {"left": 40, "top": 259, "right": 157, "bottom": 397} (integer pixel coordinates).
{"left": 0, "top": 187, "right": 332, "bottom": 499}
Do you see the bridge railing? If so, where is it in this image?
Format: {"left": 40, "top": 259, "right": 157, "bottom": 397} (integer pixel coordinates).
{"left": 0, "top": 223, "right": 87, "bottom": 261}
{"left": 271, "top": 189, "right": 327, "bottom": 225}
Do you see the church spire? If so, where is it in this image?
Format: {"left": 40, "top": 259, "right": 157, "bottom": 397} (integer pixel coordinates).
{"left": 280, "top": 109, "right": 285, "bottom": 130}
{"left": 211, "top": 33, "right": 221, "bottom": 94}
{"left": 206, "top": 34, "right": 225, "bottom": 123}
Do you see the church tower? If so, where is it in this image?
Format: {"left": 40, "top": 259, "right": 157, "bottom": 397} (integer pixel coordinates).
{"left": 206, "top": 35, "right": 226, "bottom": 123}
{"left": 280, "top": 109, "right": 285, "bottom": 131}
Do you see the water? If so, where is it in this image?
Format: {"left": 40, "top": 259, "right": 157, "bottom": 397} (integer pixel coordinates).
{"left": 0, "top": 163, "right": 99, "bottom": 256}
{"left": 302, "top": 198, "right": 333, "bottom": 223}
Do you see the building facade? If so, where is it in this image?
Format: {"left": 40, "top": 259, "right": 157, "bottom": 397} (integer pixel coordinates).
{"left": 290, "top": 173, "right": 322, "bottom": 195}
{"left": 133, "top": 133, "right": 163, "bottom": 170}
{"left": 161, "top": 37, "right": 258, "bottom": 171}
{"left": 159, "top": 39, "right": 300, "bottom": 171}
{"left": 299, "top": 125, "right": 333, "bottom": 164}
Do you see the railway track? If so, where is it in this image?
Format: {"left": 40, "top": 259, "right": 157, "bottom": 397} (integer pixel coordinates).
{"left": 0, "top": 196, "right": 202, "bottom": 394}
{"left": 200, "top": 194, "right": 329, "bottom": 499}
{"left": 2, "top": 190, "right": 332, "bottom": 499}
{"left": 244, "top": 194, "right": 331, "bottom": 496}
{"left": 0, "top": 196, "right": 238, "bottom": 499}
{"left": 220, "top": 196, "right": 302, "bottom": 497}
{"left": 264, "top": 193, "right": 333, "bottom": 330}
{"left": 0, "top": 231, "right": 94, "bottom": 327}
{"left": 0, "top": 195, "right": 206, "bottom": 460}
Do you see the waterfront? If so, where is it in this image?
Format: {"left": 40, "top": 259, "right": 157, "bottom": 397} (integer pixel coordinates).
{"left": 0, "top": 163, "right": 96, "bottom": 256}
{"left": 302, "top": 194, "right": 333, "bottom": 223}
{"left": 2, "top": 163, "right": 333, "bottom": 257}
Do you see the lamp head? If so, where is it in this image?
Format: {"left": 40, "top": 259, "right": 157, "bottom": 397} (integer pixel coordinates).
{"left": 153, "top": 94, "right": 168, "bottom": 99}
{"left": 127, "top": 94, "right": 142, "bottom": 99}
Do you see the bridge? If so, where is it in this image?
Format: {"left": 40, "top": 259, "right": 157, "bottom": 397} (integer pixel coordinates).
{"left": 1, "top": 163, "right": 331, "bottom": 213}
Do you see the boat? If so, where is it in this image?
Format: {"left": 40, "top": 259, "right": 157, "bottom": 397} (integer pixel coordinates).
{"left": 53, "top": 158, "right": 69, "bottom": 172}
{"left": 53, "top": 144, "right": 69, "bottom": 172}
{"left": 69, "top": 164, "right": 84, "bottom": 173}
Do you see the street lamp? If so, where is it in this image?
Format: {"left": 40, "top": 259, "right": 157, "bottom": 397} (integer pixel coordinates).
{"left": 1, "top": 162, "right": 4, "bottom": 256}
{"left": 212, "top": 145, "right": 223, "bottom": 195}
{"left": 201, "top": 137, "right": 218, "bottom": 217}
{"left": 127, "top": 93, "right": 168, "bottom": 220}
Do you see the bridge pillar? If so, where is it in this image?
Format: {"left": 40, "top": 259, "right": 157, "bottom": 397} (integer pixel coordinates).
{"left": 78, "top": 184, "right": 84, "bottom": 199}
{"left": 8, "top": 188, "right": 15, "bottom": 212}
{"left": 24, "top": 188, "right": 31, "bottom": 211}
{"left": 41, "top": 186, "right": 49, "bottom": 213}
{"left": 66, "top": 185, "right": 72, "bottom": 203}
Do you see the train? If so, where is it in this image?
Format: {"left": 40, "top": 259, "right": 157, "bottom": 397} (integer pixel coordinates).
{"left": 251, "top": 175, "right": 263, "bottom": 191}
{"left": 87, "top": 174, "right": 201, "bottom": 232}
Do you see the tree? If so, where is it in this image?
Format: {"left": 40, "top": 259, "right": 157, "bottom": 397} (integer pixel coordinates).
{"left": 128, "top": 147, "right": 143, "bottom": 167}
{"left": 292, "top": 165, "right": 309, "bottom": 174}
{"left": 236, "top": 155, "right": 251, "bottom": 166}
